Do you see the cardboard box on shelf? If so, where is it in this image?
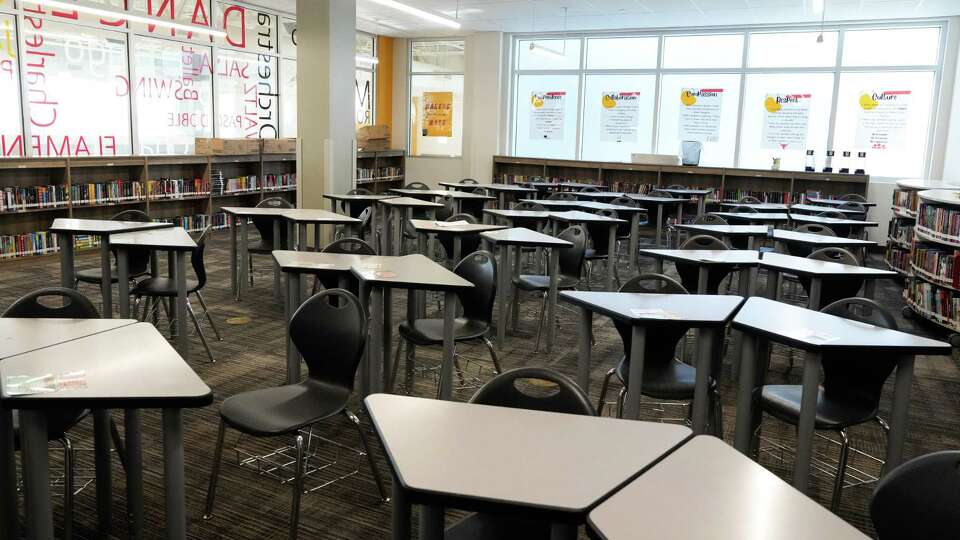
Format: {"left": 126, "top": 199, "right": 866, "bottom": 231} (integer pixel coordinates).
{"left": 195, "top": 138, "right": 261, "bottom": 155}
{"left": 630, "top": 153, "right": 680, "bottom": 166}
{"left": 358, "top": 139, "right": 391, "bottom": 152}
{"left": 357, "top": 124, "right": 390, "bottom": 140}
{"left": 263, "top": 138, "right": 297, "bottom": 154}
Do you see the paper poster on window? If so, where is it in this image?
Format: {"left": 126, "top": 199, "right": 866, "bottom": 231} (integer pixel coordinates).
{"left": 678, "top": 88, "right": 723, "bottom": 143}
{"left": 600, "top": 91, "right": 640, "bottom": 143}
{"left": 761, "top": 93, "right": 811, "bottom": 150}
{"left": 529, "top": 91, "right": 566, "bottom": 140}
{"left": 855, "top": 90, "right": 910, "bottom": 150}
{"left": 422, "top": 91, "right": 453, "bottom": 137}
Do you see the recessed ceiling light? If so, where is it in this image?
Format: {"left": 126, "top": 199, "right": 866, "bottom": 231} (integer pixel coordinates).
{"left": 366, "top": 0, "right": 461, "bottom": 29}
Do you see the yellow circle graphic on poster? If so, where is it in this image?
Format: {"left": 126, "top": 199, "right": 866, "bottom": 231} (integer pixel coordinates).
{"left": 680, "top": 90, "right": 697, "bottom": 106}
{"left": 601, "top": 94, "right": 617, "bottom": 109}
{"left": 531, "top": 94, "right": 545, "bottom": 108}
{"left": 764, "top": 96, "right": 782, "bottom": 113}
{"left": 859, "top": 92, "right": 879, "bottom": 110}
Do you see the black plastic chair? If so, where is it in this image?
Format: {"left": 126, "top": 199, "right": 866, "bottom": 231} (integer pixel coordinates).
{"left": 2, "top": 287, "right": 103, "bottom": 540}
{"left": 437, "top": 194, "right": 456, "bottom": 221}
{"left": 392, "top": 251, "right": 500, "bottom": 397}
{"left": 784, "top": 223, "right": 836, "bottom": 258}
{"left": 796, "top": 247, "right": 863, "bottom": 308}
{"left": 459, "top": 178, "right": 479, "bottom": 185}
{"left": 203, "top": 289, "right": 387, "bottom": 540}
{"left": 132, "top": 227, "right": 221, "bottom": 363}
{"left": 249, "top": 197, "right": 294, "bottom": 284}
{"left": 754, "top": 297, "right": 896, "bottom": 512}
{"left": 339, "top": 188, "right": 372, "bottom": 218}
{"left": 510, "top": 201, "right": 548, "bottom": 232}
{"left": 728, "top": 205, "right": 759, "bottom": 213}
{"left": 738, "top": 196, "right": 762, "bottom": 204}
{"left": 816, "top": 210, "right": 852, "bottom": 237}
{"left": 693, "top": 214, "right": 727, "bottom": 225}
{"left": 584, "top": 208, "right": 621, "bottom": 289}
{"left": 311, "top": 237, "right": 378, "bottom": 296}
{"left": 838, "top": 201, "right": 867, "bottom": 220}
{"left": 460, "top": 188, "right": 490, "bottom": 220}
{"left": 647, "top": 190, "right": 673, "bottom": 198}
{"left": 840, "top": 193, "right": 867, "bottom": 203}
{"left": 436, "top": 213, "right": 481, "bottom": 265}
{"left": 579, "top": 186, "right": 600, "bottom": 193}
{"left": 403, "top": 181, "right": 430, "bottom": 190}
{"left": 547, "top": 192, "right": 577, "bottom": 201}
{"left": 870, "top": 450, "right": 960, "bottom": 539}
{"left": 514, "top": 225, "right": 587, "bottom": 351}
{"left": 610, "top": 196, "right": 636, "bottom": 208}
{"left": 75, "top": 209, "right": 153, "bottom": 290}
{"left": 675, "top": 235, "right": 732, "bottom": 294}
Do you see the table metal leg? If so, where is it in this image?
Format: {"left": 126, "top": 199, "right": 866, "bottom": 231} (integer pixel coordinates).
{"left": 394, "top": 208, "right": 403, "bottom": 256}
{"left": 229, "top": 218, "right": 238, "bottom": 299}
{"left": 453, "top": 236, "right": 462, "bottom": 266}
{"left": 697, "top": 266, "right": 708, "bottom": 294}
{"left": 692, "top": 327, "right": 715, "bottom": 434}
{"left": 384, "top": 288, "right": 393, "bottom": 390}
{"left": 734, "top": 332, "right": 758, "bottom": 453}
{"left": 550, "top": 524, "right": 577, "bottom": 540}
{"left": 58, "top": 232, "right": 75, "bottom": 289}
{"left": 496, "top": 244, "right": 509, "bottom": 350}
{"left": 628, "top": 214, "right": 640, "bottom": 274}
{"left": 606, "top": 224, "right": 617, "bottom": 291}
{"left": 273, "top": 220, "right": 282, "bottom": 300}
{"left": 511, "top": 246, "right": 521, "bottom": 333}
{"left": 94, "top": 409, "right": 112, "bottom": 536}
{"left": 370, "top": 287, "right": 385, "bottom": 393}
{"left": 656, "top": 205, "right": 664, "bottom": 247}
{"left": 162, "top": 408, "right": 186, "bottom": 540}
{"left": 286, "top": 273, "right": 302, "bottom": 384}
{"left": 864, "top": 279, "right": 877, "bottom": 300}
{"left": 391, "top": 477, "right": 411, "bottom": 540}
{"left": 885, "top": 355, "right": 915, "bottom": 473}
{"left": 125, "top": 409, "right": 144, "bottom": 539}
{"left": 764, "top": 269, "right": 780, "bottom": 300}
{"left": 654, "top": 256, "right": 663, "bottom": 275}
{"left": 622, "top": 326, "right": 648, "bottom": 420}
{"left": 417, "top": 233, "right": 428, "bottom": 318}
{"left": 420, "top": 506, "right": 444, "bottom": 540}
{"left": 546, "top": 248, "right": 560, "bottom": 353}
{"left": 807, "top": 276, "right": 822, "bottom": 310}
{"left": 298, "top": 223, "right": 307, "bottom": 251}
{"left": 175, "top": 251, "right": 188, "bottom": 357}
{"left": 101, "top": 237, "right": 113, "bottom": 318}
{"left": 577, "top": 307, "right": 593, "bottom": 391}
{"left": 0, "top": 410, "right": 18, "bottom": 540}
{"left": 118, "top": 249, "right": 130, "bottom": 319}
{"left": 439, "top": 291, "right": 457, "bottom": 400}
{"left": 20, "top": 410, "right": 52, "bottom": 540}
{"left": 239, "top": 219, "right": 249, "bottom": 300}
{"left": 793, "top": 351, "right": 822, "bottom": 493}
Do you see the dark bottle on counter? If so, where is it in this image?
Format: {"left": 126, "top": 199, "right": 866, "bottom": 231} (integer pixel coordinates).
{"left": 838, "top": 151, "right": 852, "bottom": 174}
{"left": 855, "top": 151, "right": 867, "bottom": 175}
{"left": 822, "top": 150, "right": 835, "bottom": 173}
{"left": 804, "top": 149, "right": 816, "bottom": 172}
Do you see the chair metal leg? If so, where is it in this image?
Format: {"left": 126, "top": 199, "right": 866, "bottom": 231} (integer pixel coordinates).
{"left": 596, "top": 368, "right": 616, "bottom": 416}
{"left": 188, "top": 300, "right": 216, "bottom": 363}
{"left": 831, "top": 429, "right": 851, "bottom": 513}
{"left": 584, "top": 262, "right": 593, "bottom": 291}
{"left": 711, "top": 389, "right": 724, "bottom": 437}
{"left": 202, "top": 420, "right": 227, "bottom": 520}
{"left": 481, "top": 335, "right": 502, "bottom": 374}
{"left": 248, "top": 257, "right": 255, "bottom": 287}
{"left": 534, "top": 292, "right": 547, "bottom": 352}
{"left": 616, "top": 387, "right": 626, "bottom": 419}
{"left": 59, "top": 437, "right": 74, "bottom": 540}
{"left": 344, "top": 409, "right": 389, "bottom": 503}
{"left": 288, "top": 434, "right": 304, "bottom": 540}
{"left": 195, "top": 292, "right": 222, "bottom": 341}
{"left": 389, "top": 337, "right": 405, "bottom": 393}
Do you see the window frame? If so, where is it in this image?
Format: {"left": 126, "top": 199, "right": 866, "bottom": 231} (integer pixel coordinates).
{"left": 356, "top": 30, "right": 377, "bottom": 126}
{"left": 407, "top": 37, "right": 466, "bottom": 158}
{"left": 508, "top": 20, "right": 948, "bottom": 177}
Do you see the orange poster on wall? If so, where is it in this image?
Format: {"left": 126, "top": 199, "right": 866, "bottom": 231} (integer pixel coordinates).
{"left": 422, "top": 91, "right": 453, "bottom": 137}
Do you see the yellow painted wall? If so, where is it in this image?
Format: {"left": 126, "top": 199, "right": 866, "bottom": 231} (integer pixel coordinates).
{"left": 376, "top": 36, "right": 393, "bottom": 128}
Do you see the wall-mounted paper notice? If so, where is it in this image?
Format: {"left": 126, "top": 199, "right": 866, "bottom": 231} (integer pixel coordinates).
{"left": 761, "top": 93, "right": 811, "bottom": 150}
{"left": 678, "top": 88, "right": 723, "bottom": 143}
{"left": 855, "top": 89, "right": 910, "bottom": 151}
{"left": 529, "top": 91, "right": 566, "bottom": 140}
{"left": 600, "top": 91, "right": 640, "bottom": 143}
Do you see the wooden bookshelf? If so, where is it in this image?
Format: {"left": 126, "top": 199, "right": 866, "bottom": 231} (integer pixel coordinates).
{"left": 357, "top": 150, "right": 405, "bottom": 194}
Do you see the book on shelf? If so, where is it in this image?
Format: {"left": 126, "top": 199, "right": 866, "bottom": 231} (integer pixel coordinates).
{"left": 154, "top": 212, "right": 228, "bottom": 233}
{"left": 356, "top": 167, "right": 402, "bottom": 181}
{"left": 885, "top": 246, "right": 911, "bottom": 273}
{"left": 148, "top": 177, "right": 209, "bottom": 200}
{"left": 719, "top": 189, "right": 797, "bottom": 204}
{"left": 70, "top": 180, "right": 144, "bottom": 206}
{"left": 210, "top": 171, "right": 258, "bottom": 196}
{"left": 893, "top": 190, "right": 918, "bottom": 213}
{"left": 908, "top": 280, "right": 960, "bottom": 323}
{"left": 918, "top": 204, "right": 960, "bottom": 238}
{"left": 263, "top": 173, "right": 297, "bottom": 191}
{"left": 887, "top": 220, "right": 914, "bottom": 245}
{"left": 1, "top": 185, "right": 69, "bottom": 212}
{"left": 912, "top": 246, "right": 960, "bottom": 288}
{"left": 0, "top": 231, "right": 59, "bottom": 259}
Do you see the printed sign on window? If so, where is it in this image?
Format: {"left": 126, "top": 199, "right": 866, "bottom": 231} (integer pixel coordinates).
{"left": 600, "top": 91, "right": 640, "bottom": 143}
{"left": 761, "top": 93, "right": 811, "bottom": 150}
{"left": 529, "top": 91, "right": 566, "bottom": 140}
{"left": 422, "top": 91, "right": 453, "bottom": 137}
{"left": 678, "top": 88, "right": 723, "bottom": 143}
{"left": 855, "top": 90, "right": 910, "bottom": 150}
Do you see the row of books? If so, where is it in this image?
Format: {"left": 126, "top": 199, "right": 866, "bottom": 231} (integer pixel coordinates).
{"left": 0, "top": 231, "right": 100, "bottom": 259}
{"left": 1, "top": 185, "right": 70, "bottom": 212}
{"left": 148, "top": 178, "right": 209, "bottom": 199}
{"left": 70, "top": 181, "right": 145, "bottom": 206}
{"left": 893, "top": 190, "right": 920, "bottom": 214}
{"left": 719, "top": 189, "right": 797, "bottom": 204}
{"left": 154, "top": 212, "right": 228, "bottom": 233}
{"left": 917, "top": 204, "right": 960, "bottom": 239}
{"left": 887, "top": 220, "right": 914, "bottom": 245}
{"left": 885, "top": 246, "right": 910, "bottom": 274}
{"left": 912, "top": 246, "right": 960, "bottom": 288}
{"left": 262, "top": 173, "right": 297, "bottom": 191}
{"left": 907, "top": 280, "right": 960, "bottom": 326}
{"left": 356, "top": 167, "right": 402, "bottom": 180}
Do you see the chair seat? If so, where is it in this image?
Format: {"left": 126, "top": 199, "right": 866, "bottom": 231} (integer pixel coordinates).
{"left": 513, "top": 274, "right": 579, "bottom": 291}
{"left": 757, "top": 384, "right": 880, "bottom": 430}
{"left": 399, "top": 318, "right": 489, "bottom": 345}
{"left": 11, "top": 409, "right": 88, "bottom": 449}
{"left": 444, "top": 513, "right": 551, "bottom": 540}
{"left": 615, "top": 356, "right": 710, "bottom": 401}
{"left": 131, "top": 277, "right": 201, "bottom": 296}
{"left": 220, "top": 381, "right": 350, "bottom": 437}
{"left": 77, "top": 268, "right": 121, "bottom": 284}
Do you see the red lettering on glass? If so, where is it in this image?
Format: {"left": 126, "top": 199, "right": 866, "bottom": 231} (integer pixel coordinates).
{"left": 148, "top": 0, "right": 176, "bottom": 36}
{"left": 75, "top": 136, "right": 90, "bottom": 156}
{"left": 189, "top": 0, "right": 212, "bottom": 42}
{"left": 115, "top": 75, "right": 130, "bottom": 97}
{"left": 223, "top": 5, "right": 246, "bottom": 48}
{"left": 1, "top": 135, "right": 24, "bottom": 157}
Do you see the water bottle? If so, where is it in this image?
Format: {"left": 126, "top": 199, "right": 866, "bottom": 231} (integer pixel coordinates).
{"left": 822, "top": 150, "right": 834, "bottom": 173}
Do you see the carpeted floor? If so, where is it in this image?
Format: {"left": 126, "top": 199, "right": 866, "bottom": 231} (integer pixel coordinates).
{"left": 1, "top": 229, "right": 958, "bottom": 539}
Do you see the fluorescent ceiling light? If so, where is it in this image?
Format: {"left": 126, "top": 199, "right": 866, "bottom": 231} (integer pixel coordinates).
{"left": 366, "top": 0, "right": 461, "bottom": 29}
{"left": 529, "top": 42, "right": 565, "bottom": 60}
{"left": 356, "top": 55, "right": 379, "bottom": 65}
{"left": 811, "top": 0, "right": 824, "bottom": 14}
{"left": 29, "top": 0, "right": 227, "bottom": 37}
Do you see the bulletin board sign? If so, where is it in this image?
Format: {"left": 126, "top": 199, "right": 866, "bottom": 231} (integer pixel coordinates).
{"left": 423, "top": 91, "right": 454, "bottom": 137}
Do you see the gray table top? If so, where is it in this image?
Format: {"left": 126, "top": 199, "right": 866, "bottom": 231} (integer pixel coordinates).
{"left": 558, "top": 183, "right": 605, "bottom": 190}
{"left": 0, "top": 318, "right": 137, "bottom": 360}
{"left": 772, "top": 229, "right": 876, "bottom": 247}
{"left": 711, "top": 212, "right": 791, "bottom": 222}
{"left": 660, "top": 187, "right": 714, "bottom": 195}
{"left": 789, "top": 214, "right": 879, "bottom": 227}
{"left": 587, "top": 436, "right": 869, "bottom": 540}
{"left": 574, "top": 201, "right": 647, "bottom": 214}
{"left": 806, "top": 198, "right": 877, "bottom": 207}
{"left": 365, "top": 394, "right": 692, "bottom": 513}
{"left": 719, "top": 202, "right": 790, "bottom": 212}
{"left": 561, "top": 292, "right": 744, "bottom": 326}
{"left": 791, "top": 203, "right": 864, "bottom": 215}
{"left": 759, "top": 252, "right": 896, "bottom": 278}
{"left": 518, "top": 199, "right": 582, "bottom": 209}
{"left": 350, "top": 254, "right": 474, "bottom": 290}
{"left": 282, "top": 208, "right": 361, "bottom": 224}
{"left": 110, "top": 227, "right": 197, "bottom": 251}
{"left": 676, "top": 224, "right": 769, "bottom": 236}
{"left": 639, "top": 249, "right": 760, "bottom": 266}
{"left": 389, "top": 189, "right": 494, "bottom": 200}
{"left": 220, "top": 206, "right": 291, "bottom": 217}
{"left": 0, "top": 323, "right": 213, "bottom": 409}
{"left": 49, "top": 218, "right": 173, "bottom": 236}
{"left": 439, "top": 182, "right": 537, "bottom": 193}
{"left": 550, "top": 210, "right": 626, "bottom": 224}
{"left": 483, "top": 209, "right": 552, "bottom": 220}
{"left": 322, "top": 193, "right": 398, "bottom": 202}
{"left": 626, "top": 195, "right": 691, "bottom": 204}
{"left": 378, "top": 197, "right": 444, "bottom": 208}
{"left": 575, "top": 192, "right": 629, "bottom": 200}
{"left": 272, "top": 250, "right": 375, "bottom": 273}
{"left": 409, "top": 219, "right": 508, "bottom": 235}
{"left": 480, "top": 227, "right": 573, "bottom": 247}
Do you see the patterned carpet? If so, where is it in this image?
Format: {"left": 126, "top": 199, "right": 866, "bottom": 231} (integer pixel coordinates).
{"left": 0, "top": 229, "right": 957, "bottom": 539}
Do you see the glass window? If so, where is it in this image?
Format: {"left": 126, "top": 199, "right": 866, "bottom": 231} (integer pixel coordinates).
{"left": 662, "top": 34, "right": 744, "bottom": 69}
{"left": 133, "top": 37, "right": 214, "bottom": 155}
{"left": 656, "top": 74, "right": 741, "bottom": 166}
{"left": 216, "top": 2, "right": 279, "bottom": 54}
{"left": 748, "top": 31, "right": 838, "bottom": 68}
{"left": 356, "top": 32, "right": 374, "bottom": 58}
{"left": 513, "top": 74, "right": 579, "bottom": 159}
{"left": 586, "top": 37, "right": 657, "bottom": 70}
{"left": 280, "top": 17, "right": 296, "bottom": 57}
{"left": 843, "top": 28, "right": 940, "bottom": 67}
{"left": 738, "top": 73, "right": 835, "bottom": 170}
{"left": 21, "top": 18, "right": 132, "bottom": 156}
{"left": 129, "top": 0, "right": 212, "bottom": 43}
{"left": 215, "top": 49, "right": 279, "bottom": 139}
{"left": 355, "top": 69, "right": 373, "bottom": 126}
{"left": 580, "top": 74, "right": 656, "bottom": 162}
{"left": 412, "top": 40, "right": 465, "bottom": 72}
{"left": 516, "top": 38, "right": 580, "bottom": 71}
{"left": 1, "top": 13, "right": 23, "bottom": 157}
{"left": 832, "top": 71, "right": 935, "bottom": 177}
{"left": 280, "top": 58, "right": 296, "bottom": 137}
{"left": 410, "top": 74, "right": 463, "bottom": 157}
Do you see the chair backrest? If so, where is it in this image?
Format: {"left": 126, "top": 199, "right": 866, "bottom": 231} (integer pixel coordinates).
{"left": 2, "top": 287, "right": 100, "bottom": 319}
{"left": 666, "top": 184, "right": 684, "bottom": 189}
{"left": 817, "top": 210, "right": 847, "bottom": 219}
{"left": 738, "top": 196, "right": 762, "bottom": 204}
{"left": 840, "top": 193, "right": 867, "bottom": 202}
{"left": 615, "top": 275, "right": 691, "bottom": 374}
{"left": 556, "top": 225, "right": 588, "bottom": 281}
{"left": 290, "top": 289, "right": 368, "bottom": 389}
{"left": 681, "top": 234, "right": 728, "bottom": 250}
{"left": 870, "top": 450, "right": 960, "bottom": 540}
{"left": 469, "top": 367, "right": 595, "bottom": 416}
{"left": 586, "top": 209, "right": 620, "bottom": 254}
{"left": 728, "top": 205, "right": 759, "bottom": 213}
{"left": 454, "top": 251, "right": 497, "bottom": 325}
{"left": 252, "top": 197, "right": 294, "bottom": 248}
{"left": 548, "top": 192, "right": 578, "bottom": 201}
{"left": 346, "top": 188, "right": 372, "bottom": 195}
{"left": 620, "top": 273, "right": 688, "bottom": 294}
{"left": 191, "top": 227, "right": 211, "bottom": 290}
{"left": 460, "top": 178, "right": 479, "bottom": 185}
{"left": 579, "top": 186, "right": 600, "bottom": 193}
{"left": 694, "top": 214, "right": 727, "bottom": 225}
{"left": 514, "top": 201, "right": 546, "bottom": 211}
{"left": 839, "top": 201, "right": 867, "bottom": 220}
{"left": 647, "top": 190, "right": 673, "bottom": 198}
{"left": 322, "top": 237, "right": 377, "bottom": 255}
{"left": 819, "top": 298, "right": 898, "bottom": 406}
{"left": 341, "top": 190, "right": 372, "bottom": 217}
{"left": 257, "top": 197, "right": 294, "bottom": 209}
{"left": 446, "top": 213, "right": 477, "bottom": 224}
{"left": 808, "top": 247, "right": 858, "bottom": 265}
{"left": 610, "top": 197, "right": 636, "bottom": 208}
{"left": 111, "top": 209, "right": 150, "bottom": 222}
{"left": 471, "top": 187, "right": 489, "bottom": 196}
{"left": 110, "top": 210, "right": 153, "bottom": 275}
{"left": 795, "top": 223, "right": 836, "bottom": 236}
{"left": 403, "top": 182, "right": 430, "bottom": 190}
{"left": 437, "top": 195, "right": 456, "bottom": 221}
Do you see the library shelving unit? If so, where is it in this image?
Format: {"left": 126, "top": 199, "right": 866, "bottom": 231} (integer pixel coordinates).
{"left": 491, "top": 156, "right": 869, "bottom": 205}
{"left": 356, "top": 150, "right": 405, "bottom": 194}
{"left": 904, "top": 188, "right": 960, "bottom": 345}
{"left": 886, "top": 179, "right": 960, "bottom": 276}
{"left": 0, "top": 150, "right": 297, "bottom": 260}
